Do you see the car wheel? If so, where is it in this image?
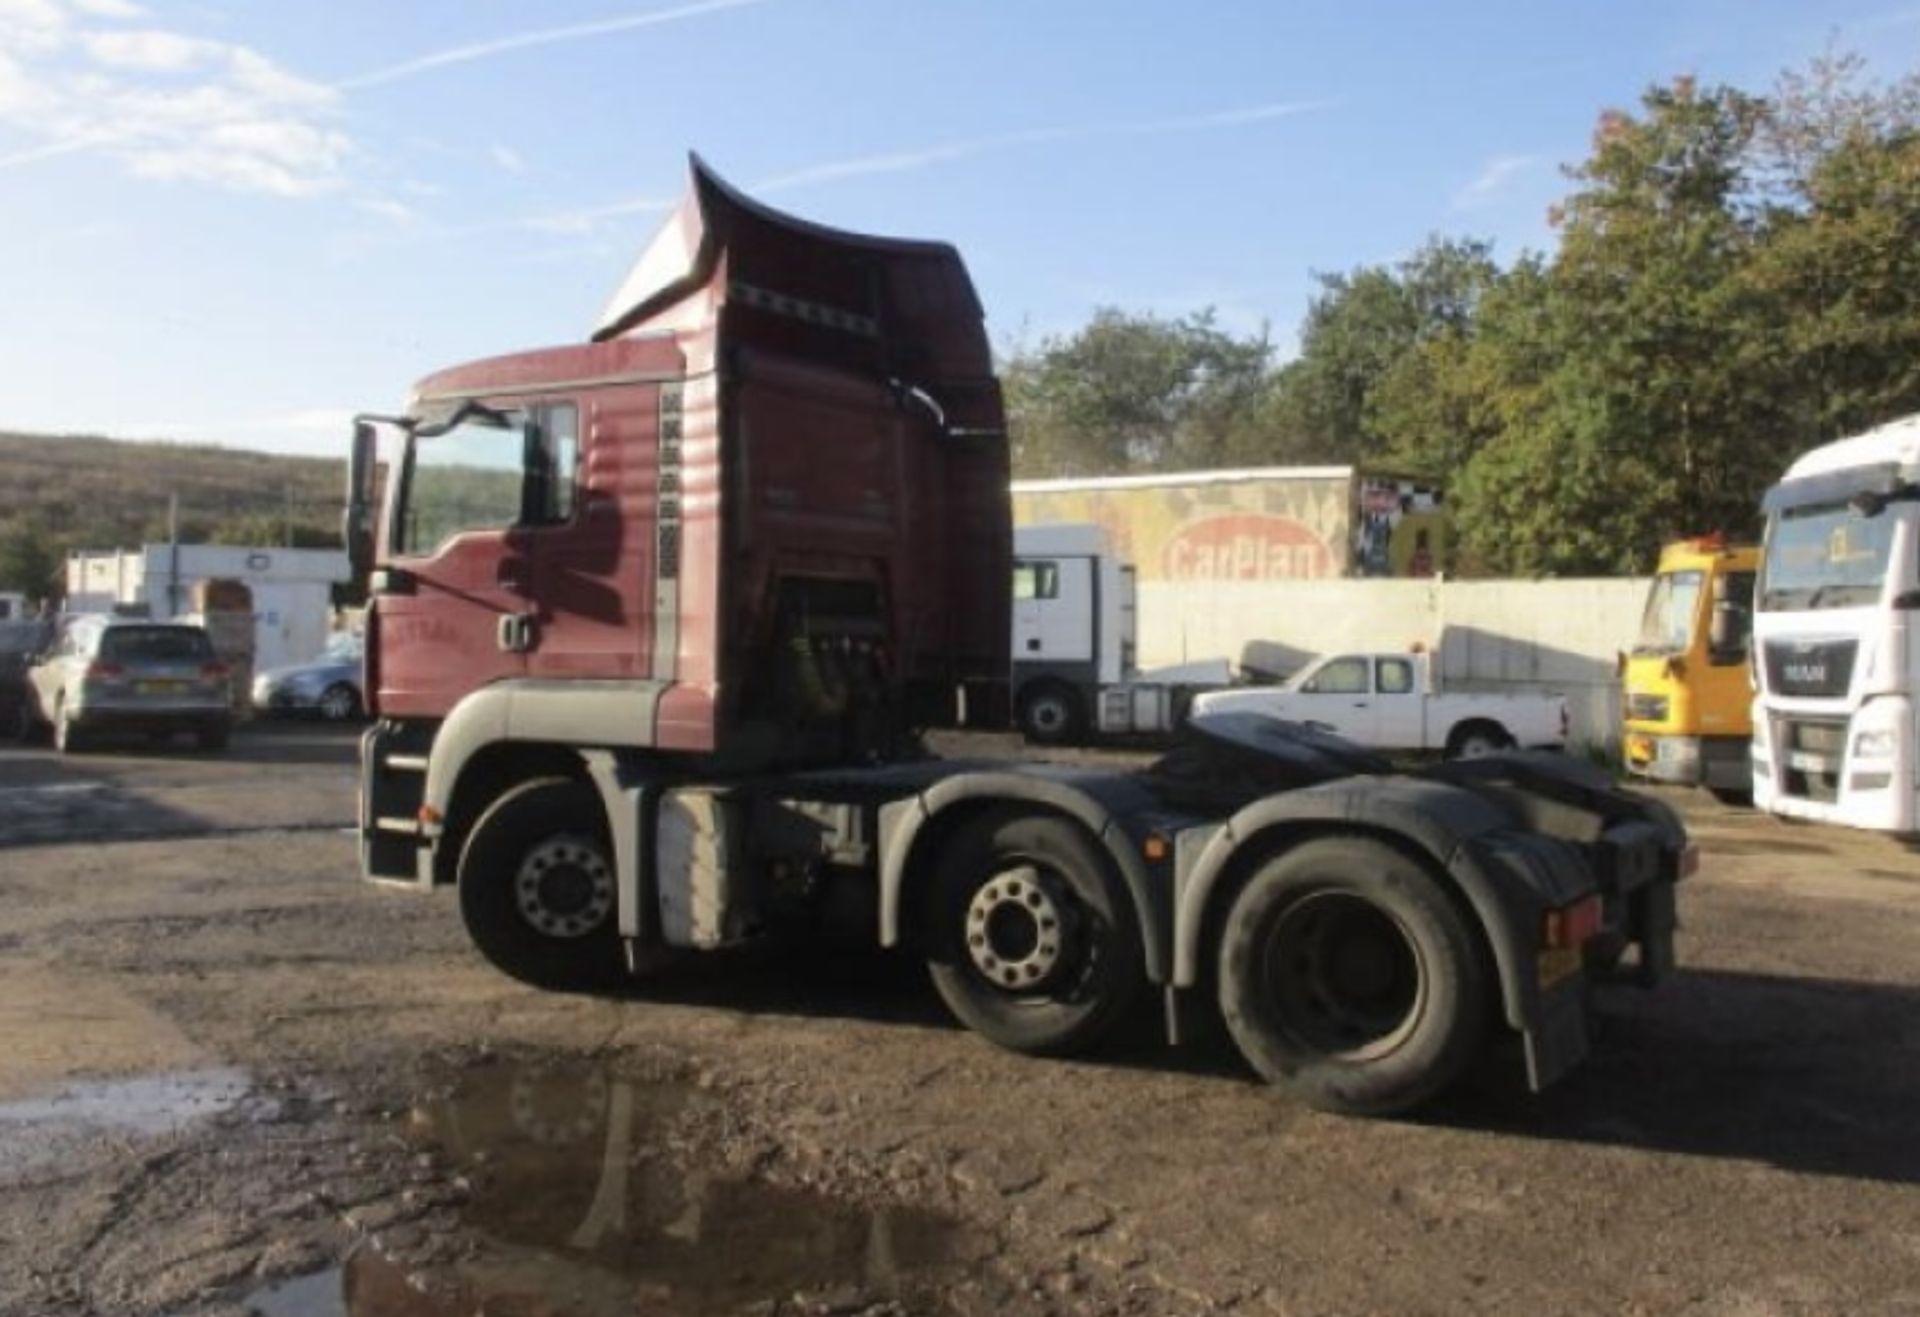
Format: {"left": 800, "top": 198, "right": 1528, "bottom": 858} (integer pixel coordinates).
{"left": 318, "top": 683, "right": 361, "bottom": 723}
{"left": 1446, "top": 722, "right": 1512, "bottom": 760}
{"left": 924, "top": 809, "right": 1144, "bottom": 1056}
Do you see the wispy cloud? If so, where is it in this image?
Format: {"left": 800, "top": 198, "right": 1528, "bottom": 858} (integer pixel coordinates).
{"left": 489, "top": 142, "right": 525, "bottom": 175}
{"left": 531, "top": 96, "right": 1336, "bottom": 234}
{"left": 0, "top": 2, "right": 349, "bottom": 196}
{"left": 337, "top": 0, "right": 770, "bottom": 91}
{"left": 1451, "top": 153, "right": 1541, "bottom": 210}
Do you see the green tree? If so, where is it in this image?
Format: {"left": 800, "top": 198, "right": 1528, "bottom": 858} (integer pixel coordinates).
{"left": 1002, "top": 309, "right": 1274, "bottom": 477}
{"left": 1448, "top": 78, "right": 1768, "bottom": 573}
{"left": 1269, "top": 237, "right": 1502, "bottom": 465}
{"left": 0, "top": 521, "right": 60, "bottom": 601}
{"left": 1746, "top": 55, "right": 1920, "bottom": 443}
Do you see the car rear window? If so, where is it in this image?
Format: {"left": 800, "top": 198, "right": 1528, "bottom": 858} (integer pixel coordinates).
{"left": 100, "top": 628, "right": 213, "bottom": 662}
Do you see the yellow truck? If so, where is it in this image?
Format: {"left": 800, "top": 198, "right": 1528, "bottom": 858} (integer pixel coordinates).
{"left": 1622, "top": 537, "right": 1758, "bottom": 800}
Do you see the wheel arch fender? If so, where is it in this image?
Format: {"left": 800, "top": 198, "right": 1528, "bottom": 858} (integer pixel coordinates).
{"left": 877, "top": 771, "right": 1171, "bottom": 984}
{"left": 422, "top": 684, "right": 599, "bottom": 888}
{"left": 1447, "top": 716, "right": 1513, "bottom": 754}
{"left": 1171, "top": 779, "right": 1572, "bottom": 1033}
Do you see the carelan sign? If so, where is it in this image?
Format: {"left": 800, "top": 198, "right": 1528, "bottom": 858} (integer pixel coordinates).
{"left": 1162, "top": 513, "right": 1333, "bottom": 581}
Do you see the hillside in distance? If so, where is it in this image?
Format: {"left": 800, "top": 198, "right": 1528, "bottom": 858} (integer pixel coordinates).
{"left": 0, "top": 430, "right": 344, "bottom": 556}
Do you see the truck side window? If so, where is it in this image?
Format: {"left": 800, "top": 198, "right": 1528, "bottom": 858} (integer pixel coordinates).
{"left": 1012, "top": 561, "right": 1059, "bottom": 601}
{"left": 536, "top": 404, "right": 579, "bottom": 523}
{"left": 1303, "top": 657, "right": 1369, "bottom": 694}
{"left": 1377, "top": 658, "right": 1413, "bottom": 694}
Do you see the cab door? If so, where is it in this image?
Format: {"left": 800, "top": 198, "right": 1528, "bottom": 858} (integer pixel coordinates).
{"left": 1013, "top": 557, "right": 1095, "bottom": 667}
{"left": 375, "top": 409, "right": 537, "bottom": 719}
{"left": 523, "top": 400, "right": 651, "bottom": 682}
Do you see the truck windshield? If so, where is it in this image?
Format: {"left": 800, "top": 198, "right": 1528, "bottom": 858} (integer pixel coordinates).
{"left": 1634, "top": 571, "right": 1702, "bottom": 655}
{"left": 1759, "top": 502, "right": 1895, "bottom": 611}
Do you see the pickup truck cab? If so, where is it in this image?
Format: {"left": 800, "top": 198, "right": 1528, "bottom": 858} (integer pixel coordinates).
{"left": 1193, "top": 651, "right": 1568, "bottom": 757}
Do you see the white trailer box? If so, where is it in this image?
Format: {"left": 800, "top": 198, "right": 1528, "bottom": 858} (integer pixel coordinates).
{"left": 65, "top": 545, "right": 349, "bottom": 675}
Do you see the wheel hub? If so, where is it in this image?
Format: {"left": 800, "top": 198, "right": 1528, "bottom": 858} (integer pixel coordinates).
{"left": 1263, "top": 892, "right": 1423, "bottom": 1058}
{"left": 965, "top": 865, "right": 1067, "bottom": 990}
{"left": 513, "top": 836, "right": 614, "bottom": 939}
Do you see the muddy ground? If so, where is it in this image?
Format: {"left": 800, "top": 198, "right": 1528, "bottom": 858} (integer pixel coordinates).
{"left": 1, "top": 725, "right": 1918, "bottom": 1316}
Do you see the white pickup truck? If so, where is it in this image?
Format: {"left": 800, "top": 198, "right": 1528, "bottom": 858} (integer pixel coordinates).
{"left": 1191, "top": 651, "right": 1568, "bottom": 758}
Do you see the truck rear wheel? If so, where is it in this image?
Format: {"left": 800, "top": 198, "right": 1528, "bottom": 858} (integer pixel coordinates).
{"left": 1017, "top": 682, "right": 1084, "bottom": 745}
{"left": 458, "top": 778, "right": 624, "bottom": 991}
{"left": 925, "top": 809, "right": 1144, "bottom": 1056}
{"left": 1217, "top": 836, "right": 1488, "bottom": 1116}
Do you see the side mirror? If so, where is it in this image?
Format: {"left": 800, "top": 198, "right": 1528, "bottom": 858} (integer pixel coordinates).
{"left": 344, "top": 419, "right": 377, "bottom": 577}
{"left": 1850, "top": 489, "right": 1889, "bottom": 518}
{"left": 1709, "top": 599, "right": 1733, "bottom": 653}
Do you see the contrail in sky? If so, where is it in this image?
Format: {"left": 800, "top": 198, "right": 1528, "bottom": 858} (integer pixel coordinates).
{"left": 528, "top": 98, "right": 1337, "bottom": 231}
{"left": 339, "top": 0, "right": 771, "bottom": 90}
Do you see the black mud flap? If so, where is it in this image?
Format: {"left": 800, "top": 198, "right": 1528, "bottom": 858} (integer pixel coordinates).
{"left": 1632, "top": 880, "right": 1678, "bottom": 985}
{"left": 1525, "top": 981, "right": 1592, "bottom": 1091}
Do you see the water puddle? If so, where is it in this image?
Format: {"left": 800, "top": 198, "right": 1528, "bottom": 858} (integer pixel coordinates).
{"left": 0, "top": 1066, "right": 250, "bottom": 1176}
{"left": 248, "top": 1057, "right": 971, "bottom": 1316}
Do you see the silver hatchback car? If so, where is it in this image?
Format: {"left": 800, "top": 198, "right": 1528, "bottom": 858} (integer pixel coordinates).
{"left": 22, "top": 617, "right": 233, "bottom": 753}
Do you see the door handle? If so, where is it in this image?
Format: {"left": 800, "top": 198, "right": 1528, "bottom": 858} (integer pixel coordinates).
{"left": 496, "top": 613, "right": 536, "bottom": 653}
{"left": 1026, "top": 638, "right": 1041, "bottom": 652}
{"left": 1352, "top": 701, "right": 1369, "bottom": 708}
{"left": 497, "top": 557, "right": 527, "bottom": 592}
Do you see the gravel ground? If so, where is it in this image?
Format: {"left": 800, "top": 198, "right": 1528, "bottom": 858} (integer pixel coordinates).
{"left": 1, "top": 725, "right": 1918, "bottom": 1315}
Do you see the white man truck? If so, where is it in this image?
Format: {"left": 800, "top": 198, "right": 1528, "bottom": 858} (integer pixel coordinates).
{"left": 1753, "top": 412, "right": 1920, "bottom": 832}
{"left": 1011, "top": 523, "right": 1229, "bottom": 743}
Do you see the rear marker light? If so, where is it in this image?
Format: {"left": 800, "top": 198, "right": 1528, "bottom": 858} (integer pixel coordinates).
{"left": 1543, "top": 894, "right": 1603, "bottom": 949}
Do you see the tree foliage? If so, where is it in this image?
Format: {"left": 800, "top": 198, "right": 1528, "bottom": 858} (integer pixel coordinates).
{"left": 1001, "top": 52, "right": 1920, "bottom": 575}
{"left": 1002, "top": 309, "right": 1275, "bottom": 477}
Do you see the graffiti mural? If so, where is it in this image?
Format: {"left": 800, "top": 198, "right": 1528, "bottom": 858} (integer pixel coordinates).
{"left": 1355, "top": 478, "right": 1447, "bottom": 578}
{"left": 1012, "top": 472, "right": 1348, "bottom": 583}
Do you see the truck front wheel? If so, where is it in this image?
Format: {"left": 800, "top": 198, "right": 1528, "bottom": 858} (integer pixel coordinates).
{"left": 1217, "top": 836, "right": 1489, "bottom": 1116}
{"left": 925, "top": 810, "right": 1144, "bottom": 1056}
{"left": 1017, "top": 682, "right": 1084, "bottom": 745}
{"left": 458, "top": 778, "right": 624, "bottom": 991}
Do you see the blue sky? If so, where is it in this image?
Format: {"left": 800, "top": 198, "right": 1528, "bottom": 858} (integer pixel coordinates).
{"left": 0, "top": 0, "right": 1913, "bottom": 456}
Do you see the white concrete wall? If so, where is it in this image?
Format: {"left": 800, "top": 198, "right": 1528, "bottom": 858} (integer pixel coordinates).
{"left": 1138, "top": 577, "right": 1653, "bottom": 751}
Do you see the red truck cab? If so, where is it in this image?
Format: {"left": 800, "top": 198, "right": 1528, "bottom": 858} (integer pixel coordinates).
{"left": 355, "top": 157, "right": 1008, "bottom": 770}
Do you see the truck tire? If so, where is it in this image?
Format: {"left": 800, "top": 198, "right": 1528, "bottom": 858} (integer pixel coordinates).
{"left": 1445, "top": 721, "right": 1511, "bottom": 760}
{"left": 1017, "top": 682, "right": 1084, "bottom": 745}
{"left": 458, "top": 778, "right": 624, "bottom": 991}
{"left": 925, "top": 809, "right": 1144, "bottom": 1056}
{"left": 1217, "top": 836, "right": 1489, "bottom": 1116}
